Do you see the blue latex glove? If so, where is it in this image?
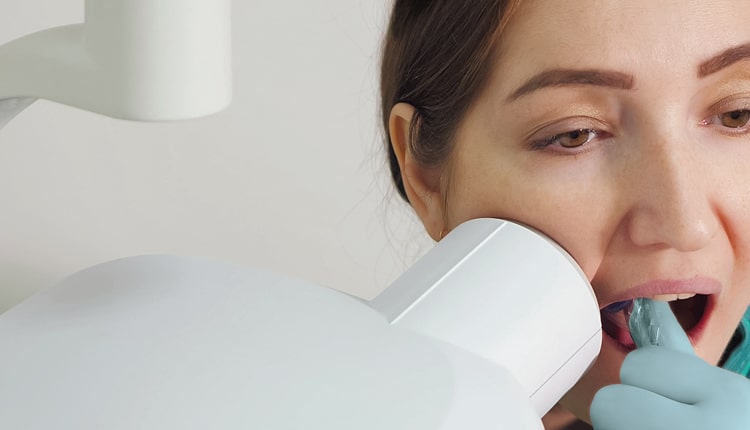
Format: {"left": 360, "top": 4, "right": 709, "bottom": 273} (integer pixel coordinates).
{"left": 590, "top": 298, "right": 750, "bottom": 429}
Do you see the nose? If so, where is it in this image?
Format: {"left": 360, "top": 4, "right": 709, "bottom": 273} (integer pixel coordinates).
{"left": 624, "top": 134, "right": 719, "bottom": 252}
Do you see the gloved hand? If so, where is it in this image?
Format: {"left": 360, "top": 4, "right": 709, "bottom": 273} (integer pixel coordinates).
{"left": 590, "top": 298, "right": 750, "bottom": 429}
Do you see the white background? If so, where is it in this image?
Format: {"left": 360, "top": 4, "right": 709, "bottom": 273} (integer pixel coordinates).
{"left": 0, "top": 0, "right": 434, "bottom": 312}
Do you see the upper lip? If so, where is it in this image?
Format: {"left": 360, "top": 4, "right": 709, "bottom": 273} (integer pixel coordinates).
{"left": 597, "top": 276, "right": 723, "bottom": 309}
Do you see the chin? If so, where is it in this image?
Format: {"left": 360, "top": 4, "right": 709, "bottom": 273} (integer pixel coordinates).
{"left": 558, "top": 339, "right": 624, "bottom": 424}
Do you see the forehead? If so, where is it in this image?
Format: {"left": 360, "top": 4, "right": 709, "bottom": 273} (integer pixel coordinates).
{"left": 494, "top": 0, "right": 750, "bottom": 91}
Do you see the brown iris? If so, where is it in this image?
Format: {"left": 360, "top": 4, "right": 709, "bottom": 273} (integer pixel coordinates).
{"left": 720, "top": 110, "right": 750, "bottom": 128}
{"left": 559, "top": 129, "right": 592, "bottom": 148}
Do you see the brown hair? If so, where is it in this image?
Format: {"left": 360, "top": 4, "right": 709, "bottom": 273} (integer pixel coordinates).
{"left": 380, "top": 1, "right": 520, "bottom": 203}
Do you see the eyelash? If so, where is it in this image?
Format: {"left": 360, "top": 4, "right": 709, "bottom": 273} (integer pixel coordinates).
{"left": 529, "top": 128, "right": 610, "bottom": 153}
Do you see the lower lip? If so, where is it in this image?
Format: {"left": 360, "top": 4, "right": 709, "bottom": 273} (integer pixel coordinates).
{"left": 601, "top": 294, "right": 716, "bottom": 353}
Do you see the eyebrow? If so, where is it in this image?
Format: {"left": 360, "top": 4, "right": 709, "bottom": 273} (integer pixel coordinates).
{"left": 507, "top": 69, "right": 635, "bottom": 102}
{"left": 698, "top": 42, "right": 750, "bottom": 78}
{"left": 508, "top": 42, "right": 750, "bottom": 103}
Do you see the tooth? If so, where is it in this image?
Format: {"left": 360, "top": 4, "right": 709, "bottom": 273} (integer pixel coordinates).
{"left": 650, "top": 294, "right": 680, "bottom": 302}
{"left": 649, "top": 293, "right": 696, "bottom": 302}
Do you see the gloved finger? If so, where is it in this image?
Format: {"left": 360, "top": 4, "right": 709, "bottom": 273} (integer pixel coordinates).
{"left": 628, "top": 298, "right": 695, "bottom": 355}
{"left": 591, "top": 383, "right": 699, "bottom": 430}
{"left": 620, "top": 345, "right": 715, "bottom": 404}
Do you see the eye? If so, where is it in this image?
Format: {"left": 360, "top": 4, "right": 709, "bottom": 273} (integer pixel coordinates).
{"left": 557, "top": 129, "right": 597, "bottom": 148}
{"left": 700, "top": 100, "right": 750, "bottom": 133}
{"left": 719, "top": 109, "right": 750, "bottom": 128}
{"left": 532, "top": 128, "right": 600, "bottom": 150}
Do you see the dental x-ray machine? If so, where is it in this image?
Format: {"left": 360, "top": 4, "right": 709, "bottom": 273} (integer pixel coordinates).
{"left": 0, "top": 2, "right": 602, "bottom": 428}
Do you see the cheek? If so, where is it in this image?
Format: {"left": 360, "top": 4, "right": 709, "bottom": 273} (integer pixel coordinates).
{"left": 445, "top": 159, "right": 619, "bottom": 281}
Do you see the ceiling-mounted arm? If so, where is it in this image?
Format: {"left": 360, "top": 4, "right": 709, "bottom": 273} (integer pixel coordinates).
{"left": 0, "top": 0, "right": 232, "bottom": 129}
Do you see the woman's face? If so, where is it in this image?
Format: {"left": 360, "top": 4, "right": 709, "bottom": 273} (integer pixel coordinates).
{"left": 393, "top": 0, "right": 750, "bottom": 423}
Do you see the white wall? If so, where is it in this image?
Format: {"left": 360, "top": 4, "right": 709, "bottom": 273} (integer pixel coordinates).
{"left": 0, "top": 0, "right": 434, "bottom": 312}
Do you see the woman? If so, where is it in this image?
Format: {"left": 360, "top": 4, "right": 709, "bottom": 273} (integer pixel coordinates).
{"left": 380, "top": 1, "right": 750, "bottom": 429}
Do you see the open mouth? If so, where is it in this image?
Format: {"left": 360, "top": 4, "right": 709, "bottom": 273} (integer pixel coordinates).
{"left": 601, "top": 294, "right": 710, "bottom": 351}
